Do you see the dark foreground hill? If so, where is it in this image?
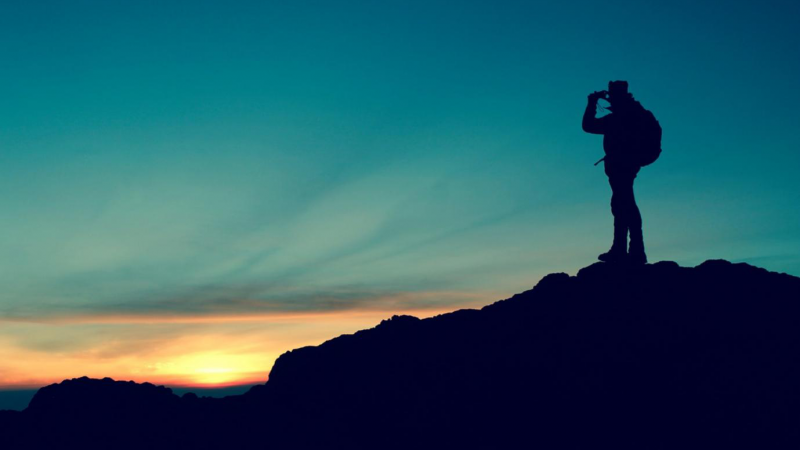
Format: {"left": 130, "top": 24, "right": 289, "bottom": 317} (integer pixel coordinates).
{"left": 3, "top": 260, "right": 800, "bottom": 449}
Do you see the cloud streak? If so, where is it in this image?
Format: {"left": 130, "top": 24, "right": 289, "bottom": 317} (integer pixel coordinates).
{"left": 0, "top": 288, "right": 494, "bottom": 325}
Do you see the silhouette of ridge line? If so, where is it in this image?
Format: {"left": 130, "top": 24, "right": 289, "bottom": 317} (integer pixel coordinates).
{"left": 2, "top": 259, "right": 799, "bottom": 449}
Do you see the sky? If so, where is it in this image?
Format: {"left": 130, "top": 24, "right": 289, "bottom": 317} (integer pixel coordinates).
{"left": 1, "top": 0, "right": 799, "bottom": 397}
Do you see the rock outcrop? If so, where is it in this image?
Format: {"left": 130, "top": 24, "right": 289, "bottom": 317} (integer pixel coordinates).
{"left": 3, "top": 260, "right": 799, "bottom": 449}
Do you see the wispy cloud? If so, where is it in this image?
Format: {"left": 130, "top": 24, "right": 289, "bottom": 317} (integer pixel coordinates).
{"left": 0, "top": 284, "right": 497, "bottom": 324}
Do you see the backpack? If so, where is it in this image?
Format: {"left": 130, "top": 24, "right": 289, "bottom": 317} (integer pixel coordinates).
{"left": 635, "top": 109, "right": 662, "bottom": 167}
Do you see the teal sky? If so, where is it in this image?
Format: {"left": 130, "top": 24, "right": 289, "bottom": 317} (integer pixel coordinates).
{"left": 1, "top": 0, "right": 799, "bottom": 323}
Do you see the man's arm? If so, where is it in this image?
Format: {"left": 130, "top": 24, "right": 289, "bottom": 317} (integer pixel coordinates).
{"left": 582, "top": 93, "right": 608, "bottom": 135}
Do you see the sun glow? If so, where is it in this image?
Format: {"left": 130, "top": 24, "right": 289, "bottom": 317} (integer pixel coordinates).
{"left": 0, "top": 303, "right": 486, "bottom": 389}
{"left": 155, "top": 352, "right": 270, "bottom": 386}
{"left": 193, "top": 368, "right": 236, "bottom": 385}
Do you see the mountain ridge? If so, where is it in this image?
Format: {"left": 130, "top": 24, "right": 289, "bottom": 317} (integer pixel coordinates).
{"left": 3, "top": 259, "right": 800, "bottom": 449}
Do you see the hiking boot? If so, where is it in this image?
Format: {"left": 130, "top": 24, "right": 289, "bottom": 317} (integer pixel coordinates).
{"left": 598, "top": 247, "right": 627, "bottom": 263}
{"left": 628, "top": 240, "right": 647, "bottom": 265}
{"left": 599, "top": 225, "right": 628, "bottom": 263}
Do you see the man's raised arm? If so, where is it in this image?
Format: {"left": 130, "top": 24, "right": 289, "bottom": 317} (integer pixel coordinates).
{"left": 582, "top": 92, "right": 608, "bottom": 135}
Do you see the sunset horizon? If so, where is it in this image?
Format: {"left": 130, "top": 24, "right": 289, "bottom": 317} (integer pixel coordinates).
{"left": 1, "top": 301, "right": 491, "bottom": 390}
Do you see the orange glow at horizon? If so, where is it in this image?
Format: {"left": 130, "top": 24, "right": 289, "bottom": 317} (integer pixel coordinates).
{"left": 0, "top": 297, "right": 494, "bottom": 389}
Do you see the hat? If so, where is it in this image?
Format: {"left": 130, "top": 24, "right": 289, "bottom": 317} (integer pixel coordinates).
{"left": 608, "top": 80, "right": 629, "bottom": 97}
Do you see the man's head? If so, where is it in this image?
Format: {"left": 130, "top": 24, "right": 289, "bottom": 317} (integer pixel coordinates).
{"left": 607, "top": 80, "right": 632, "bottom": 105}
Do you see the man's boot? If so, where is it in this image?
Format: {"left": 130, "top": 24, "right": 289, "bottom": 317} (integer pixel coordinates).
{"left": 628, "top": 230, "right": 647, "bottom": 265}
{"left": 598, "top": 226, "right": 627, "bottom": 263}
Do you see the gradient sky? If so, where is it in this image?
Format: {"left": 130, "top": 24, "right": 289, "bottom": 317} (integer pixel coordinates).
{"left": 1, "top": 0, "right": 799, "bottom": 390}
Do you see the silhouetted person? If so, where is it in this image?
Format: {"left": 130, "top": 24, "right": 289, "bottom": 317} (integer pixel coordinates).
{"left": 583, "top": 81, "right": 661, "bottom": 264}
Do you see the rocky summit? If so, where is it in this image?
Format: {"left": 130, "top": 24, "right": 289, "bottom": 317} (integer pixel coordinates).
{"left": 3, "top": 260, "right": 799, "bottom": 449}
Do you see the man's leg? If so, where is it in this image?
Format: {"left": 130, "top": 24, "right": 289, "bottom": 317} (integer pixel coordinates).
{"left": 613, "top": 175, "right": 647, "bottom": 264}
{"left": 627, "top": 180, "right": 646, "bottom": 264}
{"left": 598, "top": 176, "right": 629, "bottom": 263}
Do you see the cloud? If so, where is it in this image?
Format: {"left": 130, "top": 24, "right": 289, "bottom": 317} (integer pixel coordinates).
{"left": 0, "top": 281, "right": 496, "bottom": 325}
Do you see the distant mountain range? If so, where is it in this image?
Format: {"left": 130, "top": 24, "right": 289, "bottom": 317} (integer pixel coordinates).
{"left": 2, "top": 260, "right": 799, "bottom": 449}
{"left": 0, "top": 384, "right": 256, "bottom": 412}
